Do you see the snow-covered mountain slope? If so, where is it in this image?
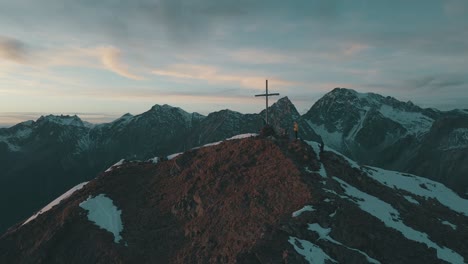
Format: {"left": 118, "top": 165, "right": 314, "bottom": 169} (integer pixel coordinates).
{"left": 402, "top": 114, "right": 468, "bottom": 194}
{"left": 302, "top": 87, "right": 468, "bottom": 194}
{"left": 0, "top": 115, "right": 88, "bottom": 152}
{"left": 1, "top": 135, "right": 467, "bottom": 263}
{"left": 303, "top": 88, "right": 438, "bottom": 151}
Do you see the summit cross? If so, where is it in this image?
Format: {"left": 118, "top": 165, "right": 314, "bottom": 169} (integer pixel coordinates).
{"left": 255, "top": 79, "right": 280, "bottom": 125}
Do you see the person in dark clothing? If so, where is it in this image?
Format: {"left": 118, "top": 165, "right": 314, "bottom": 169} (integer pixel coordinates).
{"left": 319, "top": 141, "right": 324, "bottom": 154}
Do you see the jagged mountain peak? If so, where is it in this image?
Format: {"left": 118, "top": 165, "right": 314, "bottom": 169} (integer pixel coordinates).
{"left": 320, "top": 87, "right": 424, "bottom": 113}
{"left": 36, "top": 114, "right": 85, "bottom": 127}
{"left": 104, "top": 113, "right": 134, "bottom": 128}
{"left": 275, "top": 96, "right": 293, "bottom": 104}
{"left": 209, "top": 109, "right": 243, "bottom": 118}
{"left": 328, "top": 87, "right": 359, "bottom": 96}
{"left": 149, "top": 103, "right": 182, "bottom": 112}
{"left": 140, "top": 104, "right": 195, "bottom": 124}
{"left": 262, "top": 96, "right": 299, "bottom": 118}
{"left": 305, "top": 88, "right": 435, "bottom": 136}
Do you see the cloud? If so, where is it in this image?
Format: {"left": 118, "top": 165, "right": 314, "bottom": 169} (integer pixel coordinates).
{"left": 0, "top": 38, "right": 145, "bottom": 80}
{"left": 151, "top": 64, "right": 297, "bottom": 89}
{"left": 43, "top": 46, "right": 145, "bottom": 80}
{"left": 0, "top": 0, "right": 344, "bottom": 46}
{"left": 405, "top": 74, "right": 467, "bottom": 90}
{"left": 343, "top": 43, "right": 369, "bottom": 56}
{"left": 229, "top": 49, "right": 295, "bottom": 64}
{"left": 444, "top": 0, "right": 468, "bottom": 16}
{"left": 0, "top": 36, "right": 28, "bottom": 63}
{"left": 98, "top": 46, "right": 144, "bottom": 80}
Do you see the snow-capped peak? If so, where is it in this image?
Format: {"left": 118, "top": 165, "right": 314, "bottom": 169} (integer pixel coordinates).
{"left": 37, "top": 114, "right": 85, "bottom": 127}
{"left": 303, "top": 87, "right": 437, "bottom": 153}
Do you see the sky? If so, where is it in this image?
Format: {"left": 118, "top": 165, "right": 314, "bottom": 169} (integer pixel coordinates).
{"left": 0, "top": 0, "right": 467, "bottom": 126}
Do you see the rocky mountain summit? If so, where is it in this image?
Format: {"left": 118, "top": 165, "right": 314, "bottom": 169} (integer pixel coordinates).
{"left": 1, "top": 135, "right": 467, "bottom": 263}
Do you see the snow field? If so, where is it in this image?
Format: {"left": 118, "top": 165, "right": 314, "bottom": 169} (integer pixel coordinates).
{"left": 79, "top": 194, "right": 124, "bottom": 243}
{"left": 333, "top": 177, "right": 464, "bottom": 264}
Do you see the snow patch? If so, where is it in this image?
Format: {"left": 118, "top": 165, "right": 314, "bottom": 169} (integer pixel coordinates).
{"left": 105, "top": 159, "right": 125, "bottom": 172}
{"left": 22, "top": 182, "right": 88, "bottom": 226}
{"left": 15, "top": 127, "right": 33, "bottom": 139}
{"left": 79, "top": 194, "right": 124, "bottom": 243}
{"left": 292, "top": 205, "right": 315, "bottom": 217}
{"left": 317, "top": 164, "right": 327, "bottom": 178}
{"left": 147, "top": 157, "right": 159, "bottom": 164}
{"left": 306, "top": 122, "right": 343, "bottom": 151}
{"left": 226, "top": 133, "right": 258, "bottom": 140}
{"left": 441, "top": 128, "right": 468, "bottom": 151}
{"left": 288, "top": 237, "right": 337, "bottom": 264}
{"left": 0, "top": 127, "right": 32, "bottom": 151}
{"left": 333, "top": 177, "right": 464, "bottom": 264}
{"left": 75, "top": 134, "right": 93, "bottom": 153}
{"left": 307, "top": 141, "right": 359, "bottom": 169}
{"left": 167, "top": 152, "right": 182, "bottom": 160}
{"left": 202, "top": 141, "right": 222, "bottom": 147}
{"left": 403, "top": 195, "right": 419, "bottom": 205}
{"left": 0, "top": 137, "right": 21, "bottom": 152}
{"left": 364, "top": 166, "right": 468, "bottom": 217}
{"left": 308, "top": 223, "right": 380, "bottom": 264}
{"left": 441, "top": 220, "right": 457, "bottom": 230}
{"left": 378, "top": 105, "right": 433, "bottom": 137}
{"left": 346, "top": 109, "right": 369, "bottom": 140}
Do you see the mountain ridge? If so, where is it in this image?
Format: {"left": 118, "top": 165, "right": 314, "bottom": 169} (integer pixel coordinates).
{"left": 1, "top": 135, "right": 467, "bottom": 263}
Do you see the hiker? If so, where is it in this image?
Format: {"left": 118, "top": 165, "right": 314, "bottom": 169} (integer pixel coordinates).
{"left": 294, "top": 121, "right": 298, "bottom": 140}
{"left": 319, "top": 140, "right": 324, "bottom": 154}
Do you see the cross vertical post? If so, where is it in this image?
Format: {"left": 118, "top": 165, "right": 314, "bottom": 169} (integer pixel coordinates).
{"left": 255, "top": 79, "right": 280, "bottom": 125}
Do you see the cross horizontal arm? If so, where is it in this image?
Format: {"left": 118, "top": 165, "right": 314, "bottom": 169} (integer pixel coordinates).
{"left": 255, "top": 93, "right": 280, "bottom": 97}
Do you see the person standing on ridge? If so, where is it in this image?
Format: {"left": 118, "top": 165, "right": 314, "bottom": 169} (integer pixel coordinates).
{"left": 294, "top": 121, "right": 299, "bottom": 140}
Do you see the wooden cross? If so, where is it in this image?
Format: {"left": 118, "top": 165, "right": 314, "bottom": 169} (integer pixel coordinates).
{"left": 255, "top": 79, "right": 279, "bottom": 125}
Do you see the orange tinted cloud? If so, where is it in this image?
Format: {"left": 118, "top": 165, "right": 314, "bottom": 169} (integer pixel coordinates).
{"left": 152, "top": 64, "right": 297, "bottom": 89}
{"left": 98, "top": 46, "right": 145, "bottom": 80}
{"left": 0, "top": 36, "right": 28, "bottom": 64}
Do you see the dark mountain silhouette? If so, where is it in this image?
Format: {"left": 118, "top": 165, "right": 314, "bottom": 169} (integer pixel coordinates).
{"left": 1, "top": 136, "right": 467, "bottom": 263}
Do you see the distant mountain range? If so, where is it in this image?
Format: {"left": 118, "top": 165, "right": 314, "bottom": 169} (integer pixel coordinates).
{"left": 1, "top": 136, "right": 467, "bottom": 263}
{"left": 1, "top": 88, "right": 467, "bottom": 234}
